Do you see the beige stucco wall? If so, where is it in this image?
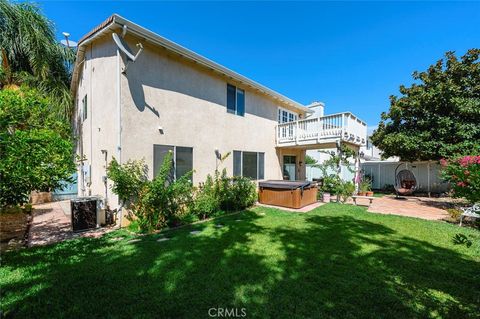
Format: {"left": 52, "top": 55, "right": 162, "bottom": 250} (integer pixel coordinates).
{"left": 75, "top": 32, "right": 307, "bottom": 210}
{"left": 75, "top": 36, "right": 119, "bottom": 216}
{"left": 120, "top": 34, "right": 305, "bottom": 184}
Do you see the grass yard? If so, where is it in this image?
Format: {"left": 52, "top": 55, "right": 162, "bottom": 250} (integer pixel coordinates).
{"left": 1, "top": 204, "right": 479, "bottom": 318}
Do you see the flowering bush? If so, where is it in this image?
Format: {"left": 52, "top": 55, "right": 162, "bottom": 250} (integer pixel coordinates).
{"left": 442, "top": 155, "right": 480, "bottom": 204}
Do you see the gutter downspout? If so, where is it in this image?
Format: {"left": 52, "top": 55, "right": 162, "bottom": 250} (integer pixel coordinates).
{"left": 116, "top": 43, "right": 123, "bottom": 227}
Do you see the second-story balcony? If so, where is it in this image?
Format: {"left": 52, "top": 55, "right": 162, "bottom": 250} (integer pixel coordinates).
{"left": 276, "top": 112, "right": 367, "bottom": 148}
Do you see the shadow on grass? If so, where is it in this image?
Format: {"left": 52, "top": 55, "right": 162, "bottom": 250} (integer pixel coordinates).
{"left": 1, "top": 208, "right": 479, "bottom": 318}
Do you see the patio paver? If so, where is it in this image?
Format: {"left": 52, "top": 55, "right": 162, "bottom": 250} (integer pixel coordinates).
{"left": 29, "top": 201, "right": 115, "bottom": 247}
{"left": 366, "top": 195, "right": 449, "bottom": 220}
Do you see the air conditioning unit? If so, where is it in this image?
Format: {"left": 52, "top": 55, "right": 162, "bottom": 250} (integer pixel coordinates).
{"left": 70, "top": 197, "right": 101, "bottom": 232}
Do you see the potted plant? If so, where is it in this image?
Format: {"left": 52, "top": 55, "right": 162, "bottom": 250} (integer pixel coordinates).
{"left": 321, "top": 176, "right": 340, "bottom": 203}
{"left": 358, "top": 179, "right": 369, "bottom": 196}
{"left": 364, "top": 177, "right": 374, "bottom": 196}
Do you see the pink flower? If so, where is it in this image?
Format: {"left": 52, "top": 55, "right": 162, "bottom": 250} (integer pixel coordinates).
{"left": 457, "top": 181, "right": 467, "bottom": 187}
{"left": 439, "top": 158, "right": 447, "bottom": 167}
{"left": 458, "top": 155, "right": 480, "bottom": 167}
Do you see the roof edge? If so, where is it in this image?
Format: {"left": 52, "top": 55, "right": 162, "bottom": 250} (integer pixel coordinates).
{"left": 71, "top": 14, "right": 310, "bottom": 113}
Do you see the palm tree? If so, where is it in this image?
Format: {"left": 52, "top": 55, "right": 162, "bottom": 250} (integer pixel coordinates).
{"left": 0, "top": 0, "right": 75, "bottom": 120}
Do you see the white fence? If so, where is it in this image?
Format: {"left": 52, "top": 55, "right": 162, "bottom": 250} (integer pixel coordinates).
{"left": 361, "top": 161, "right": 449, "bottom": 193}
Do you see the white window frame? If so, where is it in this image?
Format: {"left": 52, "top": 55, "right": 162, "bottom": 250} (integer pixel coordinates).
{"left": 277, "top": 107, "right": 298, "bottom": 124}
{"left": 278, "top": 107, "right": 298, "bottom": 138}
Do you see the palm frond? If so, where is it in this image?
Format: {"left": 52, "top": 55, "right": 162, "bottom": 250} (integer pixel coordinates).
{"left": 0, "top": 0, "right": 74, "bottom": 121}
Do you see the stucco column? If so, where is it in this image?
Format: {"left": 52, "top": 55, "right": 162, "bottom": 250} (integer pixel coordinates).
{"left": 354, "top": 153, "right": 361, "bottom": 193}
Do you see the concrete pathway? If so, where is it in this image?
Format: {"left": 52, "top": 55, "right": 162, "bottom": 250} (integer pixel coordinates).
{"left": 366, "top": 195, "right": 450, "bottom": 221}
{"left": 29, "top": 201, "right": 115, "bottom": 247}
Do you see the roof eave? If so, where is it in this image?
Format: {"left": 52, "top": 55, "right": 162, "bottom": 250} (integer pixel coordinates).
{"left": 71, "top": 14, "right": 310, "bottom": 113}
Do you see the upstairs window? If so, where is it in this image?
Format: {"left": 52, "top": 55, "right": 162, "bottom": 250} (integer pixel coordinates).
{"left": 82, "top": 95, "right": 88, "bottom": 121}
{"left": 277, "top": 108, "right": 297, "bottom": 123}
{"left": 227, "top": 84, "right": 245, "bottom": 116}
{"left": 233, "top": 150, "right": 265, "bottom": 180}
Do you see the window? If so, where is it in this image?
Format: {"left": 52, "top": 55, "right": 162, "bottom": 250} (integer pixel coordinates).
{"left": 82, "top": 95, "right": 88, "bottom": 121}
{"left": 277, "top": 108, "right": 297, "bottom": 124}
{"left": 153, "top": 145, "right": 193, "bottom": 181}
{"left": 226, "top": 84, "right": 245, "bottom": 116}
{"left": 278, "top": 108, "right": 298, "bottom": 137}
{"left": 233, "top": 151, "right": 265, "bottom": 180}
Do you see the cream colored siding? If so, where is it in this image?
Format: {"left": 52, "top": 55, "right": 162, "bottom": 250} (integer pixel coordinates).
{"left": 75, "top": 37, "right": 119, "bottom": 212}
{"left": 120, "top": 35, "right": 299, "bottom": 185}
{"left": 75, "top": 33, "right": 307, "bottom": 208}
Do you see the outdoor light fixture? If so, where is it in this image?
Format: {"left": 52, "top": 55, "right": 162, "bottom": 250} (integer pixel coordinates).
{"left": 215, "top": 149, "right": 221, "bottom": 160}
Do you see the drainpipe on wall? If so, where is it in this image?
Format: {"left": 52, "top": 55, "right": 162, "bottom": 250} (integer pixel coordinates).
{"left": 116, "top": 46, "right": 123, "bottom": 226}
{"left": 113, "top": 25, "right": 144, "bottom": 227}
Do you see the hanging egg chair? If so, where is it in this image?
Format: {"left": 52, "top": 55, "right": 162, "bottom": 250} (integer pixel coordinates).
{"left": 394, "top": 163, "right": 417, "bottom": 197}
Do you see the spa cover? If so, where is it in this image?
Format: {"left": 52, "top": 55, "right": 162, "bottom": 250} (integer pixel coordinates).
{"left": 258, "top": 180, "right": 312, "bottom": 190}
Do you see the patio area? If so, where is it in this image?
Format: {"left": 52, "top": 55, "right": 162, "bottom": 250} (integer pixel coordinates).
{"left": 366, "top": 195, "right": 452, "bottom": 220}
{"left": 28, "top": 201, "right": 115, "bottom": 247}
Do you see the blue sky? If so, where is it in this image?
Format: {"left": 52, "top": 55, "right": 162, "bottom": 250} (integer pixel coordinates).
{"left": 40, "top": 1, "right": 480, "bottom": 128}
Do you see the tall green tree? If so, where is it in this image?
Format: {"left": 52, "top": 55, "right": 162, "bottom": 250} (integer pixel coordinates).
{"left": 0, "top": 88, "right": 75, "bottom": 207}
{"left": 0, "top": 0, "right": 74, "bottom": 120}
{"left": 371, "top": 49, "right": 480, "bottom": 161}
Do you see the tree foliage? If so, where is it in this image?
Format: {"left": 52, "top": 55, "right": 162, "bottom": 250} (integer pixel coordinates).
{"left": 0, "top": 0, "right": 75, "bottom": 120}
{"left": 0, "top": 88, "right": 75, "bottom": 206}
{"left": 371, "top": 49, "right": 480, "bottom": 161}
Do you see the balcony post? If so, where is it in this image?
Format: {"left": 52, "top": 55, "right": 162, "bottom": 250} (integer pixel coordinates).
{"left": 295, "top": 120, "right": 299, "bottom": 144}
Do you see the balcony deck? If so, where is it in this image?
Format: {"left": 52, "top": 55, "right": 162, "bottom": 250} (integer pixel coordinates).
{"left": 276, "top": 112, "right": 367, "bottom": 148}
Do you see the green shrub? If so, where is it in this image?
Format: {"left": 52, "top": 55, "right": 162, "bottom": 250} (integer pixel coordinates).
{"left": 192, "top": 168, "right": 257, "bottom": 219}
{"left": 337, "top": 181, "right": 355, "bottom": 203}
{"left": 321, "top": 176, "right": 340, "bottom": 194}
{"left": 135, "top": 152, "right": 193, "bottom": 231}
{"left": 226, "top": 176, "right": 257, "bottom": 210}
{"left": 108, "top": 152, "right": 193, "bottom": 232}
{"left": 106, "top": 158, "right": 148, "bottom": 208}
{"left": 193, "top": 174, "right": 220, "bottom": 219}
{"left": 446, "top": 208, "right": 462, "bottom": 221}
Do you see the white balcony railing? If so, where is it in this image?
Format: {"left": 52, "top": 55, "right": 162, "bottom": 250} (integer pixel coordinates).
{"left": 276, "top": 112, "right": 367, "bottom": 147}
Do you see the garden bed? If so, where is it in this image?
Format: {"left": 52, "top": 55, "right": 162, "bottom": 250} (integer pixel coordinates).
{"left": 0, "top": 207, "right": 32, "bottom": 251}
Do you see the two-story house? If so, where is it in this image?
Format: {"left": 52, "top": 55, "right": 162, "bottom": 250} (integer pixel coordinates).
{"left": 71, "top": 14, "right": 367, "bottom": 214}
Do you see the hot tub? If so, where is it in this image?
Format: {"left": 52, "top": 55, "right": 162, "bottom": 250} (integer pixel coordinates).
{"left": 258, "top": 180, "right": 318, "bottom": 209}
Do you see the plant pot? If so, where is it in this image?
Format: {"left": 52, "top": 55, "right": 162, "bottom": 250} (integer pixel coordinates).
{"left": 322, "top": 192, "right": 331, "bottom": 203}
{"left": 366, "top": 191, "right": 374, "bottom": 197}
{"left": 358, "top": 191, "right": 366, "bottom": 196}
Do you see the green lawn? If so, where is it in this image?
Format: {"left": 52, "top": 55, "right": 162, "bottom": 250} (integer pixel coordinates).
{"left": 1, "top": 204, "right": 479, "bottom": 318}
